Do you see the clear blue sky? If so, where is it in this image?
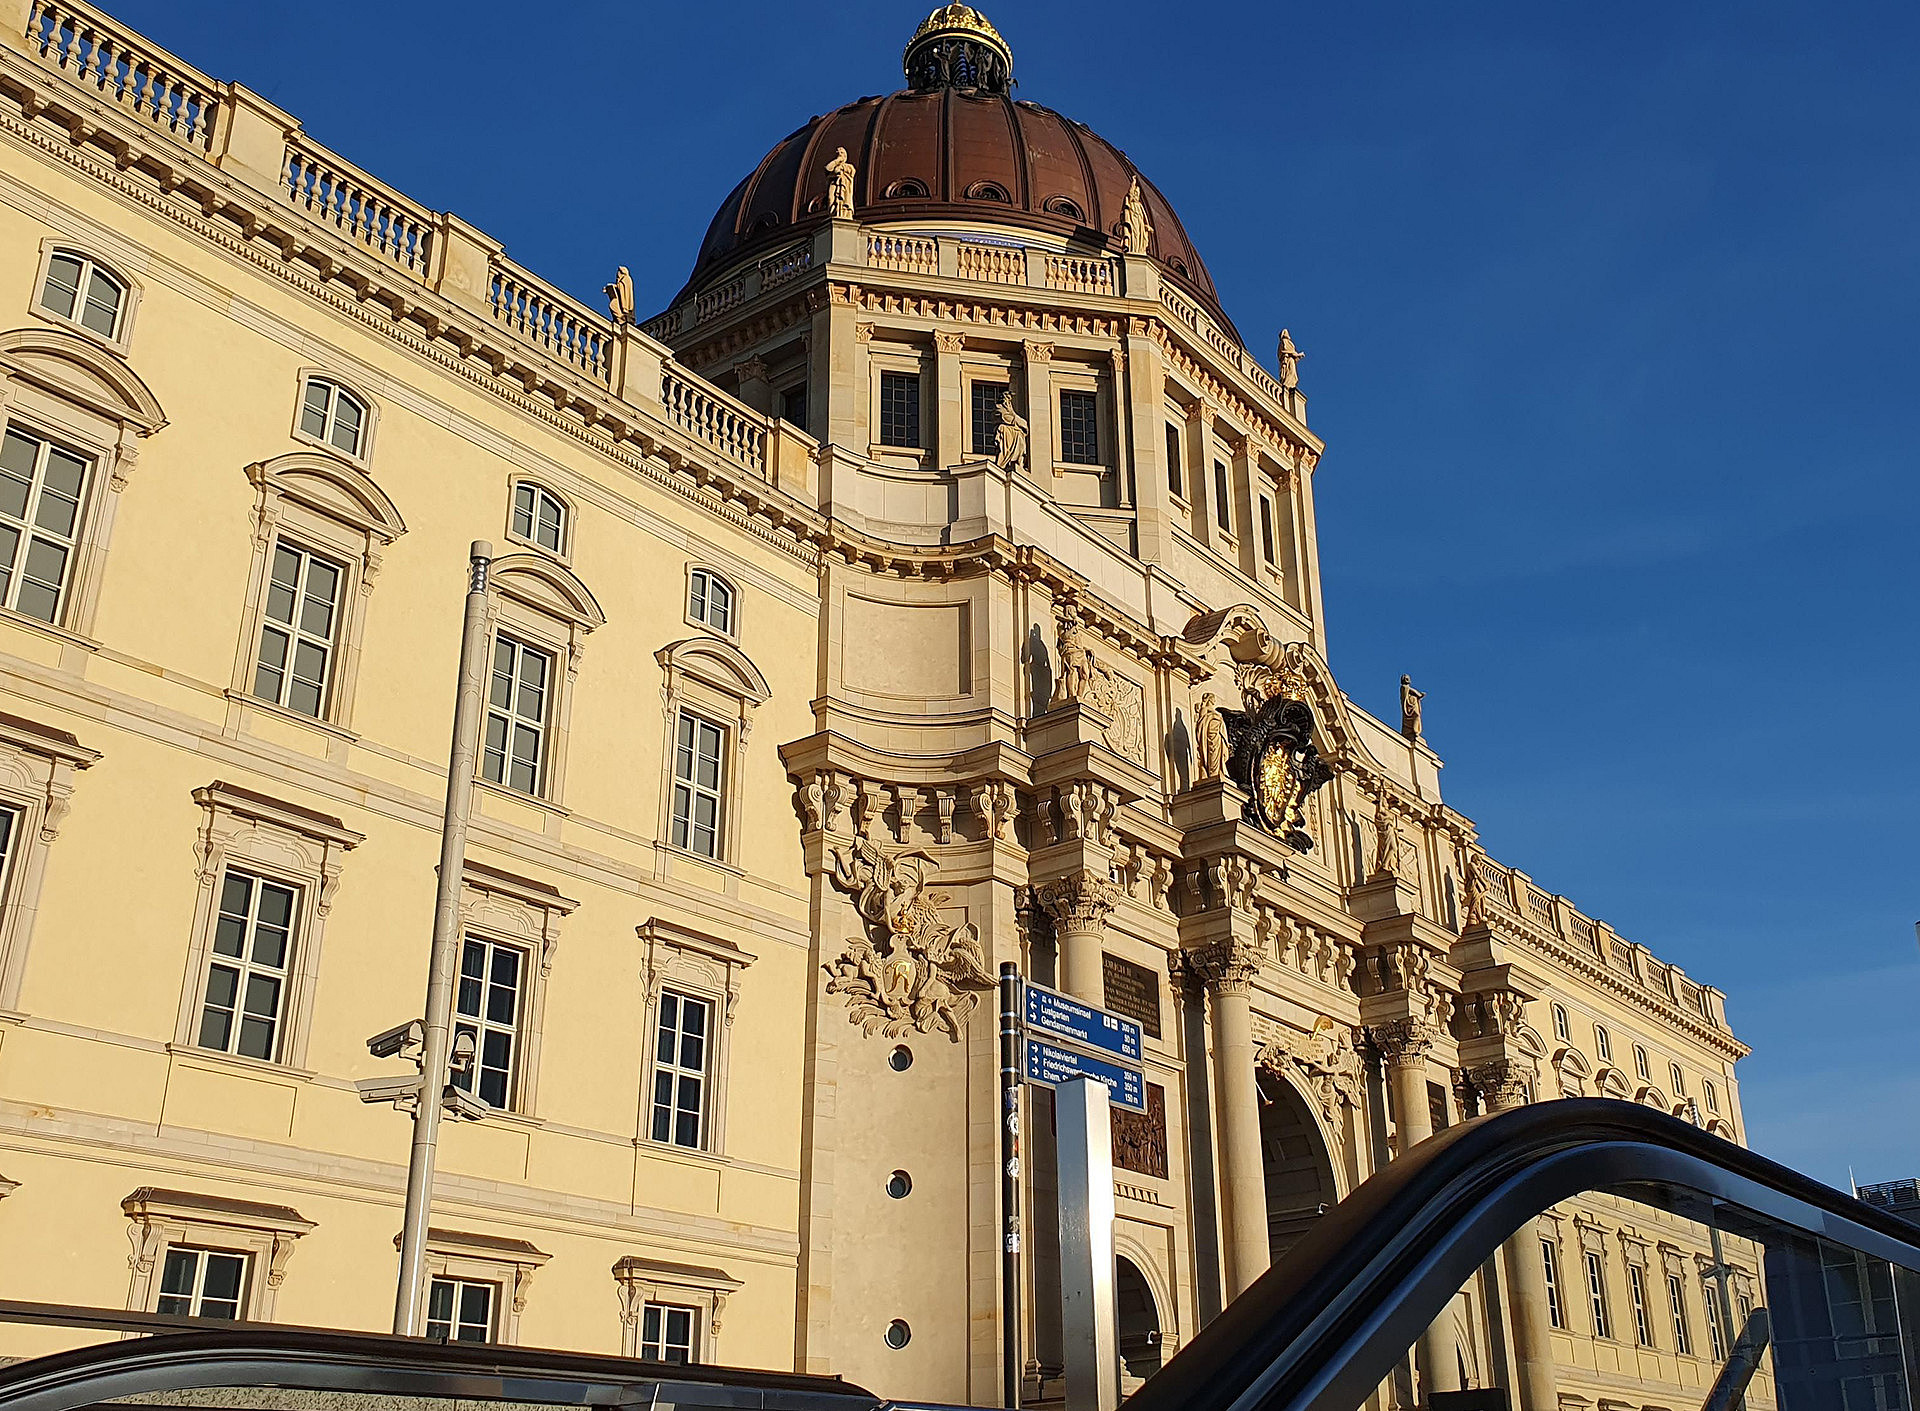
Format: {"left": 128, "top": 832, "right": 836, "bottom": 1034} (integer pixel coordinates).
{"left": 114, "top": 0, "right": 1919, "bottom": 1189}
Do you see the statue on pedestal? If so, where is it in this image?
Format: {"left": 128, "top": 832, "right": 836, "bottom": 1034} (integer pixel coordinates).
{"left": 1400, "top": 674, "right": 1424, "bottom": 740}
{"left": 1195, "top": 691, "right": 1229, "bottom": 783}
{"left": 1122, "top": 176, "right": 1153, "bottom": 254}
{"left": 603, "top": 266, "right": 633, "bottom": 325}
{"left": 1278, "top": 329, "right": 1304, "bottom": 391}
{"left": 993, "top": 392, "right": 1028, "bottom": 473}
{"left": 825, "top": 147, "right": 857, "bottom": 219}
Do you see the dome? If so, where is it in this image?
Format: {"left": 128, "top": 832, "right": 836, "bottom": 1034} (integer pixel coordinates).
{"left": 677, "top": 7, "right": 1236, "bottom": 338}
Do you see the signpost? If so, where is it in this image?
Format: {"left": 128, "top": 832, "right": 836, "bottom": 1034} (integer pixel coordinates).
{"left": 998, "top": 975, "right": 1145, "bottom": 1411}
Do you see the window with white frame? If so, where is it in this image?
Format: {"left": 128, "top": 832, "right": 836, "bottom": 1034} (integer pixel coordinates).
{"left": 1586, "top": 1250, "right": 1612, "bottom": 1338}
{"left": 1668, "top": 1271, "right": 1693, "bottom": 1355}
{"left": 650, "top": 990, "right": 712, "bottom": 1149}
{"left": 196, "top": 869, "right": 299, "bottom": 1062}
{"left": 1552, "top": 1003, "right": 1570, "bottom": 1042}
{"left": 1705, "top": 1284, "right": 1727, "bottom": 1360}
{"left": 1670, "top": 1062, "right": 1687, "bottom": 1096}
{"left": 297, "top": 377, "right": 368, "bottom": 459}
{"left": 642, "top": 1302, "right": 700, "bottom": 1363}
{"left": 670, "top": 712, "right": 726, "bottom": 859}
{"left": 1628, "top": 1261, "right": 1654, "bottom": 1345}
{"left": 1542, "top": 1237, "right": 1564, "bottom": 1328}
{"left": 1634, "top": 1044, "right": 1651, "bottom": 1081}
{"left": 155, "top": 1246, "right": 249, "bottom": 1319}
{"left": 1595, "top": 1025, "right": 1613, "bottom": 1062}
{"left": 1704, "top": 1078, "right": 1720, "bottom": 1113}
{"left": 0, "top": 425, "right": 90, "bottom": 625}
{"left": 483, "top": 635, "right": 552, "bottom": 796}
{"left": 510, "top": 482, "right": 568, "bottom": 556}
{"left": 453, "top": 935, "right": 525, "bottom": 1111}
{"left": 687, "top": 569, "right": 735, "bottom": 636}
{"left": 427, "top": 1276, "right": 496, "bottom": 1341}
{"left": 38, "top": 249, "right": 126, "bottom": 340}
{"left": 252, "top": 543, "right": 343, "bottom": 718}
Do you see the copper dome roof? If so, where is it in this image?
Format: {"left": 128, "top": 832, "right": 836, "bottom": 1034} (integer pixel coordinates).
{"left": 679, "top": 9, "right": 1236, "bottom": 337}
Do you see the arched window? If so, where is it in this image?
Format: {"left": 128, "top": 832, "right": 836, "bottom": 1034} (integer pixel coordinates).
{"left": 1633, "top": 1043, "right": 1650, "bottom": 1081}
{"left": 1042, "top": 196, "right": 1084, "bottom": 222}
{"left": 296, "top": 376, "right": 370, "bottom": 460}
{"left": 1703, "top": 1078, "right": 1719, "bottom": 1113}
{"left": 687, "top": 568, "right": 736, "bottom": 636}
{"left": 37, "top": 250, "right": 127, "bottom": 341}
{"left": 510, "top": 480, "right": 569, "bottom": 556}
{"left": 883, "top": 179, "right": 929, "bottom": 200}
{"left": 1669, "top": 1062, "right": 1686, "bottom": 1096}
{"left": 1551, "top": 1003, "right": 1570, "bottom": 1042}
{"left": 965, "top": 181, "right": 1010, "bottom": 203}
{"left": 1594, "top": 1024, "right": 1613, "bottom": 1062}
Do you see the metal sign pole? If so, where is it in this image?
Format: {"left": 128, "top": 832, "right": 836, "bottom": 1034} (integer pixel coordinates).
{"left": 1056, "top": 1075, "right": 1118, "bottom": 1411}
{"left": 999, "top": 964, "right": 1023, "bottom": 1409}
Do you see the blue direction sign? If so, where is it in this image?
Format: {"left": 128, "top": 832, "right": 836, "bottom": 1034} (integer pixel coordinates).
{"left": 1023, "top": 981, "right": 1142, "bottom": 1062}
{"left": 1023, "top": 1037, "right": 1147, "bottom": 1114}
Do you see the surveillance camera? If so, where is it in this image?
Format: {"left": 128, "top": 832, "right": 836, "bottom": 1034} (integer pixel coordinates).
{"left": 367, "top": 1019, "right": 424, "bottom": 1060}
{"left": 449, "top": 1030, "right": 476, "bottom": 1075}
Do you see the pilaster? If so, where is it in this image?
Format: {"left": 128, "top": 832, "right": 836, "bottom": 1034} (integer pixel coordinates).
{"left": 935, "top": 331, "right": 966, "bottom": 468}
{"left": 1021, "top": 340, "right": 1054, "bottom": 477}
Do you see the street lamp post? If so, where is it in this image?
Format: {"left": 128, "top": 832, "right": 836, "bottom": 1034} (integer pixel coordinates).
{"left": 364, "top": 541, "right": 496, "bottom": 1336}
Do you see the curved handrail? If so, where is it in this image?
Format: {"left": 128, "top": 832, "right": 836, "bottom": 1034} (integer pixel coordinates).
{"left": 0, "top": 1317, "right": 881, "bottom": 1411}
{"left": 1126, "top": 1098, "right": 1920, "bottom": 1411}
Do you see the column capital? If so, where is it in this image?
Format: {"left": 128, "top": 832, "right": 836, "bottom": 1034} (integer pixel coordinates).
{"left": 1467, "top": 1057, "right": 1535, "bottom": 1112}
{"left": 1022, "top": 338, "right": 1054, "bottom": 364}
{"left": 1184, "top": 937, "right": 1265, "bottom": 997}
{"left": 1370, "top": 1017, "right": 1441, "bottom": 1070}
{"left": 1034, "top": 868, "right": 1118, "bottom": 936}
{"left": 934, "top": 330, "right": 966, "bottom": 354}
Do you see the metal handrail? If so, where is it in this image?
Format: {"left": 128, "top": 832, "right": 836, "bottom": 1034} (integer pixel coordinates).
{"left": 1124, "top": 1098, "right": 1920, "bottom": 1411}
{"left": 0, "top": 1311, "right": 881, "bottom": 1411}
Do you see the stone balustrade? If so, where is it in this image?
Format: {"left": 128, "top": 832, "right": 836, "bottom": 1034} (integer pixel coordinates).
{"left": 661, "top": 364, "right": 766, "bottom": 469}
{"left": 488, "top": 257, "right": 611, "bottom": 381}
{"left": 283, "top": 138, "right": 434, "bottom": 276}
{"left": 23, "top": 0, "right": 220, "bottom": 152}
{"left": 1475, "top": 851, "right": 1723, "bottom": 1029}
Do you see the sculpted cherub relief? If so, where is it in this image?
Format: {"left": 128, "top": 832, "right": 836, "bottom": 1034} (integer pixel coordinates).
{"left": 1258, "top": 1015, "right": 1364, "bottom": 1126}
{"left": 823, "top": 837, "right": 995, "bottom": 1042}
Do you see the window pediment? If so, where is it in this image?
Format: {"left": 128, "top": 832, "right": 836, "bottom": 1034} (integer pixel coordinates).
{"left": 247, "top": 453, "right": 405, "bottom": 543}
{"left": 655, "top": 636, "right": 770, "bottom": 706}
{"left": 0, "top": 326, "right": 164, "bottom": 433}
{"left": 490, "top": 553, "right": 605, "bottom": 630}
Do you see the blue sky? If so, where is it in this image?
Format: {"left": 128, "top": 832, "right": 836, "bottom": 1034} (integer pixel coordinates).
{"left": 115, "top": 0, "right": 1919, "bottom": 1188}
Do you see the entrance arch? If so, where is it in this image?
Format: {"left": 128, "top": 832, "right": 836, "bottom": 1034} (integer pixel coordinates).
{"left": 1257, "top": 1069, "right": 1341, "bottom": 1263}
{"left": 1115, "top": 1255, "right": 1163, "bottom": 1379}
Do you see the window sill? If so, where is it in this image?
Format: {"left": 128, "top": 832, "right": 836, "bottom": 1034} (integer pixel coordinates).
{"left": 501, "top": 528, "right": 572, "bottom": 567}
{"left": 658, "top": 842, "right": 745, "bottom": 879}
{"left": 29, "top": 306, "right": 134, "bottom": 358}
{"left": 473, "top": 777, "right": 571, "bottom": 820}
{"left": 634, "top": 1135, "right": 731, "bottom": 1167}
{"left": 0, "top": 606, "right": 99, "bottom": 654}
{"left": 288, "top": 427, "right": 372, "bottom": 473}
{"left": 165, "top": 1042, "right": 317, "bottom": 1084}
{"left": 224, "top": 690, "right": 360, "bottom": 744}
{"left": 473, "top": 1104, "right": 547, "bottom": 1131}
{"left": 681, "top": 612, "right": 740, "bottom": 645}
{"left": 867, "top": 443, "right": 930, "bottom": 465}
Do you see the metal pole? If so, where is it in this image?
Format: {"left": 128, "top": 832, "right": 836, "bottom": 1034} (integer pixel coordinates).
{"left": 392, "top": 541, "right": 493, "bottom": 1336}
{"left": 1000, "top": 963, "right": 1023, "bottom": 1409}
{"left": 1708, "top": 1217, "right": 1744, "bottom": 1411}
{"left": 1057, "top": 1076, "right": 1118, "bottom": 1411}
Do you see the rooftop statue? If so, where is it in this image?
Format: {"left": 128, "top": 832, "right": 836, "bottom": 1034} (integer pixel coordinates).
{"left": 603, "top": 265, "right": 633, "bottom": 325}
{"left": 1123, "top": 176, "right": 1154, "bottom": 254}
{"left": 825, "top": 147, "right": 857, "bottom": 220}
{"left": 1278, "top": 328, "right": 1304, "bottom": 391}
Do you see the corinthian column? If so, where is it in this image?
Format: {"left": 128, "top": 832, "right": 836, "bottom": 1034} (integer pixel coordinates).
{"left": 1037, "top": 868, "right": 1118, "bottom": 1003}
{"left": 1374, "top": 1018, "right": 1455, "bottom": 1402}
{"left": 1191, "top": 937, "right": 1269, "bottom": 1298}
{"left": 1473, "top": 1059, "right": 1558, "bottom": 1411}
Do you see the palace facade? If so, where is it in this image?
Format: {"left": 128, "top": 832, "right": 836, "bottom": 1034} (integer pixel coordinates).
{"left": 0, "top": 3, "right": 1757, "bottom": 1409}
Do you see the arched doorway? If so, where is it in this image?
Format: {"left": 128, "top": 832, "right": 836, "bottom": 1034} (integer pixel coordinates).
{"left": 1258, "top": 1069, "right": 1341, "bottom": 1263}
{"left": 1115, "top": 1255, "right": 1163, "bottom": 1379}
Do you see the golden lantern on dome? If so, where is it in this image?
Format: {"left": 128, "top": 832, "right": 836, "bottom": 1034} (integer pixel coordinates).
{"left": 903, "top": 4, "right": 1015, "bottom": 93}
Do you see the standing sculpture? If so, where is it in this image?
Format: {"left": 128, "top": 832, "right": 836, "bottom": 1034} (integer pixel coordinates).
{"left": 603, "top": 266, "right": 634, "bottom": 325}
{"left": 1194, "top": 691, "right": 1229, "bottom": 783}
{"left": 993, "top": 391, "right": 1028, "bottom": 473}
{"left": 825, "top": 146, "right": 857, "bottom": 219}
{"left": 1278, "top": 329, "right": 1304, "bottom": 391}
{"left": 823, "top": 837, "right": 995, "bottom": 1042}
{"left": 1461, "top": 857, "right": 1490, "bottom": 929}
{"left": 1054, "top": 608, "right": 1092, "bottom": 706}
{"left": 1400, "top": 674, "right": 1424, "bottom": 741}
{"left": 1369, "top": 808, "right": 1404, "bottom": 882}
{"left": 1122, "top": 176, "right": 1153, "bottom": 254}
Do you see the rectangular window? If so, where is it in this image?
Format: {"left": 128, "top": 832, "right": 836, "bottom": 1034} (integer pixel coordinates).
{"left": 1165, "top": 423, "right": 1183, "bottom": 497}
{"left": 780, "top": 382, "right": 808, "bottom": 432}
{"left": 0, "top": 425, "right": 89, "bottom": 625}
{"left": 1541, "top": 1239, "right": 1564, "bottom": 1329}
{"left": 453, "top": 936, "right": 524, "bottom": 1110}
{"left": 426, "top": 1276, "right": 495, "bottom": 1342}
{"left": 670, "top": 712, "right": 726, "bottom": 859}
{"left": 253, "top": 542, "right": 343, "bottom": 718}
{"left": 1059, "top": 389, "right": 1100, "bottom": 464}
{"left": 878, "top": 371, "right": 921, "bottom": 448}
{"left": 156, "top": 1247, "right": 248, "bottom": 1319}
{"left": 1629, "top": 1262, "right": 1654, "bottom": 1345}
{"left": 971, "top": 380, "right": 1009, "bottom": 457}
{"left": 1258, "top": 495, "right": 1277, "bottom": 565}
{"left": 197, "top": 870, "right": 298, "bottom": 1062}
{"left": 1586, "top": 1251, "right": 1612, "bottom": 1338}
{"left": 651, "top": 990, "right": 712, "bottom": 1149}
{"left": 482, "top": 635, "right": 551, "bottom": 796}
{"left": 1705, "top": 1285, "right": 1727, "bottom": 1360}
{"left": 1668, "top": 1272, "right": 1693, "bottom": 1355}
{"left": 641, "top": 1301, "right": 699, "bottom": 1363}
{"left": 1213, "top": 460, "right": 1231, "bottom": 531}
